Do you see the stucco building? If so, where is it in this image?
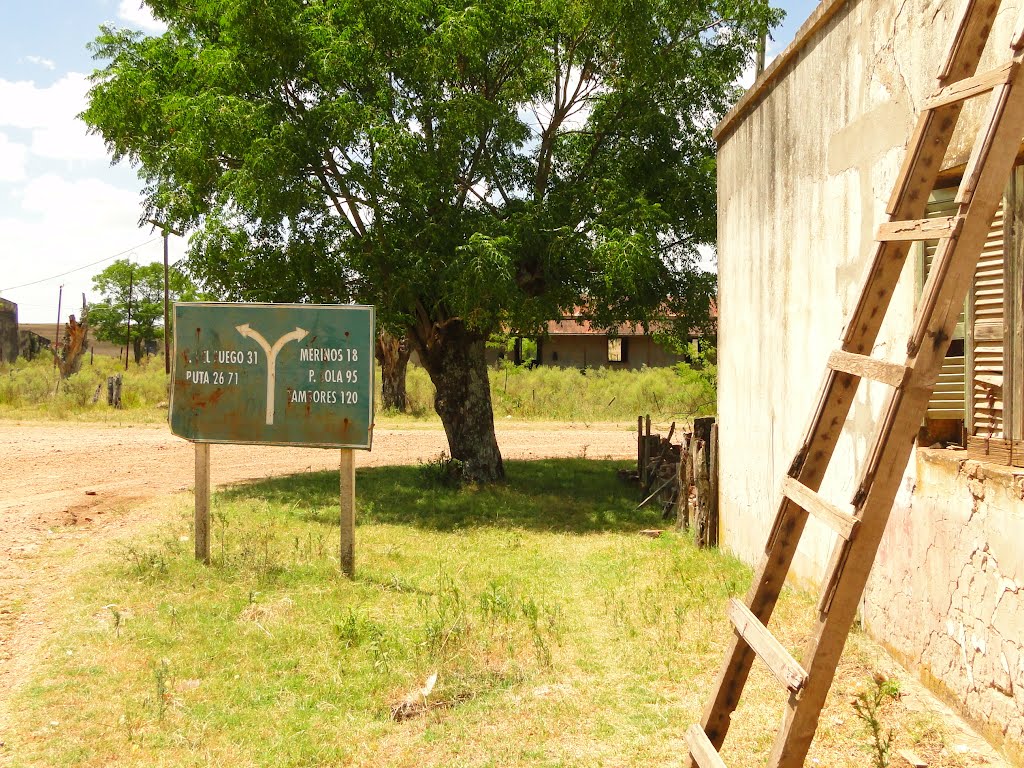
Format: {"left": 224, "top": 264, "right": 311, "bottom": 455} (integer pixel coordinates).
{"left": 715, "top": 0, "right": 1024, "bottom": 760}
{"left": 0, "top": 299, "right": 17, "bottom": 364}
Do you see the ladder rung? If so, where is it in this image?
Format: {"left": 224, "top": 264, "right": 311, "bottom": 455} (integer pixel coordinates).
{"left": 781, "top": 477, "right": 859, "bottom": 541}
{"left": 726, "top": 598, "right": 808, "bottom": 692}
{"left": 686, "top": 725, "right": 728, "bottom": 768}
{"left": 827, "top": 350, "right": 909, "bottom": 388}
{"left": 925, "top": 60, "right": 1017, "bottom": 110}
{"left": 876, "top": 215, "right": 959, "bottom": 242}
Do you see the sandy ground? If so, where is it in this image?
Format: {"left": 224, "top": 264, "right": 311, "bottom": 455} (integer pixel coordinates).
{"left": 0, "top": 419, "right": 1011, "bottom": 766}
{"left": 0, "top": 418, "right": 635, "bottom": 742}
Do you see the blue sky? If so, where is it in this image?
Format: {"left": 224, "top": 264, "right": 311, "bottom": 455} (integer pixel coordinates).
{"left": 0, "top": 0, "right": 819, "bottom": 323}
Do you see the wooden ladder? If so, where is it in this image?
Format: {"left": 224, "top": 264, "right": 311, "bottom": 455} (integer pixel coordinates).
{"left": 687, "top": 2, "right": 1024, "bottom": 767}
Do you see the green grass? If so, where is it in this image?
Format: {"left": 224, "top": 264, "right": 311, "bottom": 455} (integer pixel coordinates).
{"left": 0, "top": 354, "right": 169, "bottom": 422}
{"left": 0, "top": 355, "right": 715, "bottom": 425}
{"left": 6, "top": 459, "right": 975, "bottom": 767}
{"left": 8, "top": 460, "right": 749, "bottom": 768}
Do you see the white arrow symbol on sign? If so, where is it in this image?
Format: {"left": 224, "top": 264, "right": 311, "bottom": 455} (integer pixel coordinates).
{"left": 236, "top": 324, "right": 309, "bottom": 425}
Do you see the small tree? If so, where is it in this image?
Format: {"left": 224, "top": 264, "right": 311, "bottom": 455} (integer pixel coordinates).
{"left": 89, "top": 259, "right": 198, "bottom": 363}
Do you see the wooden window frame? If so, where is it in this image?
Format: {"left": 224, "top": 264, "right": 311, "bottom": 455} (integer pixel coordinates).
{"left": 964, "top": 165, "right": 1023, "bottom": 466}
{"left": 607, "top": 336, "right": 629, "bottom": 363}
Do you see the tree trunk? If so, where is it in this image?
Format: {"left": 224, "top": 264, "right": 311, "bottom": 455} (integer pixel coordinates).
{"left": 414, "top": 320, "right": 504, "bottom": 482}
{"left": 133, "top": 336, "right": 144, "bottom": 364}
{"left": 375, "top": 330, "right": 411, "bottom": 412}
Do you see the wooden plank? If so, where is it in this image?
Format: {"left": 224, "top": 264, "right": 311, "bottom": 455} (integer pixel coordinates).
{"left": 686, "top": 725, "right": 728, "bottom": 768}
{"left": 876, "top": 215, "right": 959, "bottom": 241}
{"left": 637, "top": 416, "right": 643, "bottom": 475}
{"left": 781, "top": 477, "right": 859, "bottom": 541}
{"left": 956, "top": 83, "right": 1011, "bottom": 205}
{"left": 925, "top": 60, "right": 1017, "bottom": 109}
{"left": 966, "top": 435, "right": 1013, "bottom": 464}
{"left": 1012, "top": 440, "right": 1024, "bottom": 468}
{"left": 827, "top": 350, "right": 909, "bottom": 388}
{"left": 937, "top": 0, "right": 978, "bottom": 81}
{"left": 340, "top": 448, "right": 356, "bottom": 578}
{"left": 766, "top": 51, "right": 1024, "bottom": 768}
{"left": 1006, "top": 168, "right": 1023, "bottom": 441}
{"left": 709, "top": 423, "right": 720, "bottom": 547}
{"left": 194, "top": 442, "right": 211, "bottom": 564}
{"left": 1015, "top": 3, "right": 1024, "bottom": 50}
{"left": 970, "top": 319, "right": 1003, "bottom": 342}
{"left": 887, "top": 111, "right": 940, "bottom": 216}
{"left": 975, "top": 372, "right": 1003, "bottom": 387}
{"left": 727, "top": 598, "right": 808, "bottom": 692}
{"left": 889, "top": 0, "right": 999, "bottom": 216}
{"left": 898, "top": 747, "right": 929, "bottom": 767}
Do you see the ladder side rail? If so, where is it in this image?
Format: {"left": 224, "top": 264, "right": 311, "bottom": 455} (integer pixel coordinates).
{"left": 766, "top": 59, "right": 1024, "bottom": 768}
{"left": 691, "top": 94, "right": 979, "bottom": 768}
{"left": 689, "top": 5, "right": 1007, "bottom": 763}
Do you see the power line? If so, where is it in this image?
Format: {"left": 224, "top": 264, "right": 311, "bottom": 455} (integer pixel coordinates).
{"left": 0, "top": 237, "right": 162, "bottom": 292}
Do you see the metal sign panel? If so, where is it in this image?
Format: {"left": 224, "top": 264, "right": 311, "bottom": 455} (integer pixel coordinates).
{"left": 170, "top": 303, "right": 374, "bottom": 448}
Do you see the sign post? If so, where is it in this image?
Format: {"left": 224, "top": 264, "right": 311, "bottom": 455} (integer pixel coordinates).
{"left": 170, "top": 303, "right": 375, "bottom": 577}
{"left": 195, "top": 443, "right": 211, "bottom": 564}
{"left": 340, "top": 449, "right": 356, "bottom": 577}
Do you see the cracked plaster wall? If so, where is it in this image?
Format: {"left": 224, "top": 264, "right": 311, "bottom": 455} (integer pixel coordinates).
{"left": 716, "top": 0, "right": 1023, "bottom": 758}
{"left": 865, "top": 453, "right": 1024, "bottom": 763}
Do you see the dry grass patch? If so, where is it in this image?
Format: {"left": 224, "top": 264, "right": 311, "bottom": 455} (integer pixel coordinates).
{"left": 5, "top": 460, "right": 985, "bottom": 767}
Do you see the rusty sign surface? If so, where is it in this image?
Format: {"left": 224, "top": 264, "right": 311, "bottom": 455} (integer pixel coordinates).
{"left": 170, "top": 303, "right": 374, "bottom": 448}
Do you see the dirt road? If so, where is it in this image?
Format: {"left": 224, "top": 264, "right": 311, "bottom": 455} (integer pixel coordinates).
{"left": 0, "top": 419, "right": 635, "bottom": 739}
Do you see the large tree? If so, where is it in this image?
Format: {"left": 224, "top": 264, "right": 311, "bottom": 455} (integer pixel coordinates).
{"left": 84, "top": 0, "right": 779, "bottom": 480}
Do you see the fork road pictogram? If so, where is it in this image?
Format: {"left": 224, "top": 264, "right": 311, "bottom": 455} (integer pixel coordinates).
{"left": 236, "top": 323, "right": 309, "bottom": 424}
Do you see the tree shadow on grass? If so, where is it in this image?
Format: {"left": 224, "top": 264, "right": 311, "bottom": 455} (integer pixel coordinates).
{"left": 217, "top": 458, "right": 660, "bottom": 535}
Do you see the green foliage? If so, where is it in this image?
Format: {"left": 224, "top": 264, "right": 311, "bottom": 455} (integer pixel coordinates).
{"left": 852, "top": 675, "right": 901, "bottom": 768}
{"left": 81, "top": 0, "right": 781, "bottom": 333}
{"left": 0, "top": 355, "right": 169, "bottom": 419}
{"left": 1, "top": 355, "right": 713, "bottom": 423}
{"left": 82, "top": 0, "right": 780, "bottom": 470}
{"left": 88, "top": 259, "right": 200, "bottom": 355}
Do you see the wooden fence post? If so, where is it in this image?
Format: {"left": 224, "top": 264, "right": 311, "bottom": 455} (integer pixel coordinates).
{"left": 676, "top": 434, "right": 692, "bottom": 531}
{"left": 709, "top": 422, "right": 720, "bottom": 547}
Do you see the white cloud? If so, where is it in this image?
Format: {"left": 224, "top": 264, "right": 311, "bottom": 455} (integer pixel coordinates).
{"left": 24, "top": 56, "right": 56, "bottom": 71}
{"left": 118, "top": 0, "right": 167, "bottom": 32}
{"left": 0, "top": 134, "right": 29, "bottom": 182}
{"left": 17, "top": 173, "right": 141, "bottom": 221}
{"left": 0, "top": 73, "right": 109, "bottom": 162}
{"left": 0, "top": 174, "right": 183, "bottom": 322}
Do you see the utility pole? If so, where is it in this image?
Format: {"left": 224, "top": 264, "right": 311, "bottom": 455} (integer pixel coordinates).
{"left": 53, "top": 284, "right": 63, "bottom": 368}
{"left": 146, "top": 219, "right": 183, "bottom": 375}
{"left": 125, "top": 265, "right": 133, "bottom": 371}
{"left": 162, "top": 230, "right": 170, "bottom": 373}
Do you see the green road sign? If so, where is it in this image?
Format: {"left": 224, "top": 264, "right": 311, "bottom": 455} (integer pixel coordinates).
{"left": 170, "top": 303, "right": 375, "bottom": 448}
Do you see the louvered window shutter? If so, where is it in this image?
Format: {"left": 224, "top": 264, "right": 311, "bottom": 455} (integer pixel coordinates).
{"left": 967, "top": 200, "right": 1007, "bottom": 443}
{"left": 918, "top": 188, "right": 967, "bottom": 421}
